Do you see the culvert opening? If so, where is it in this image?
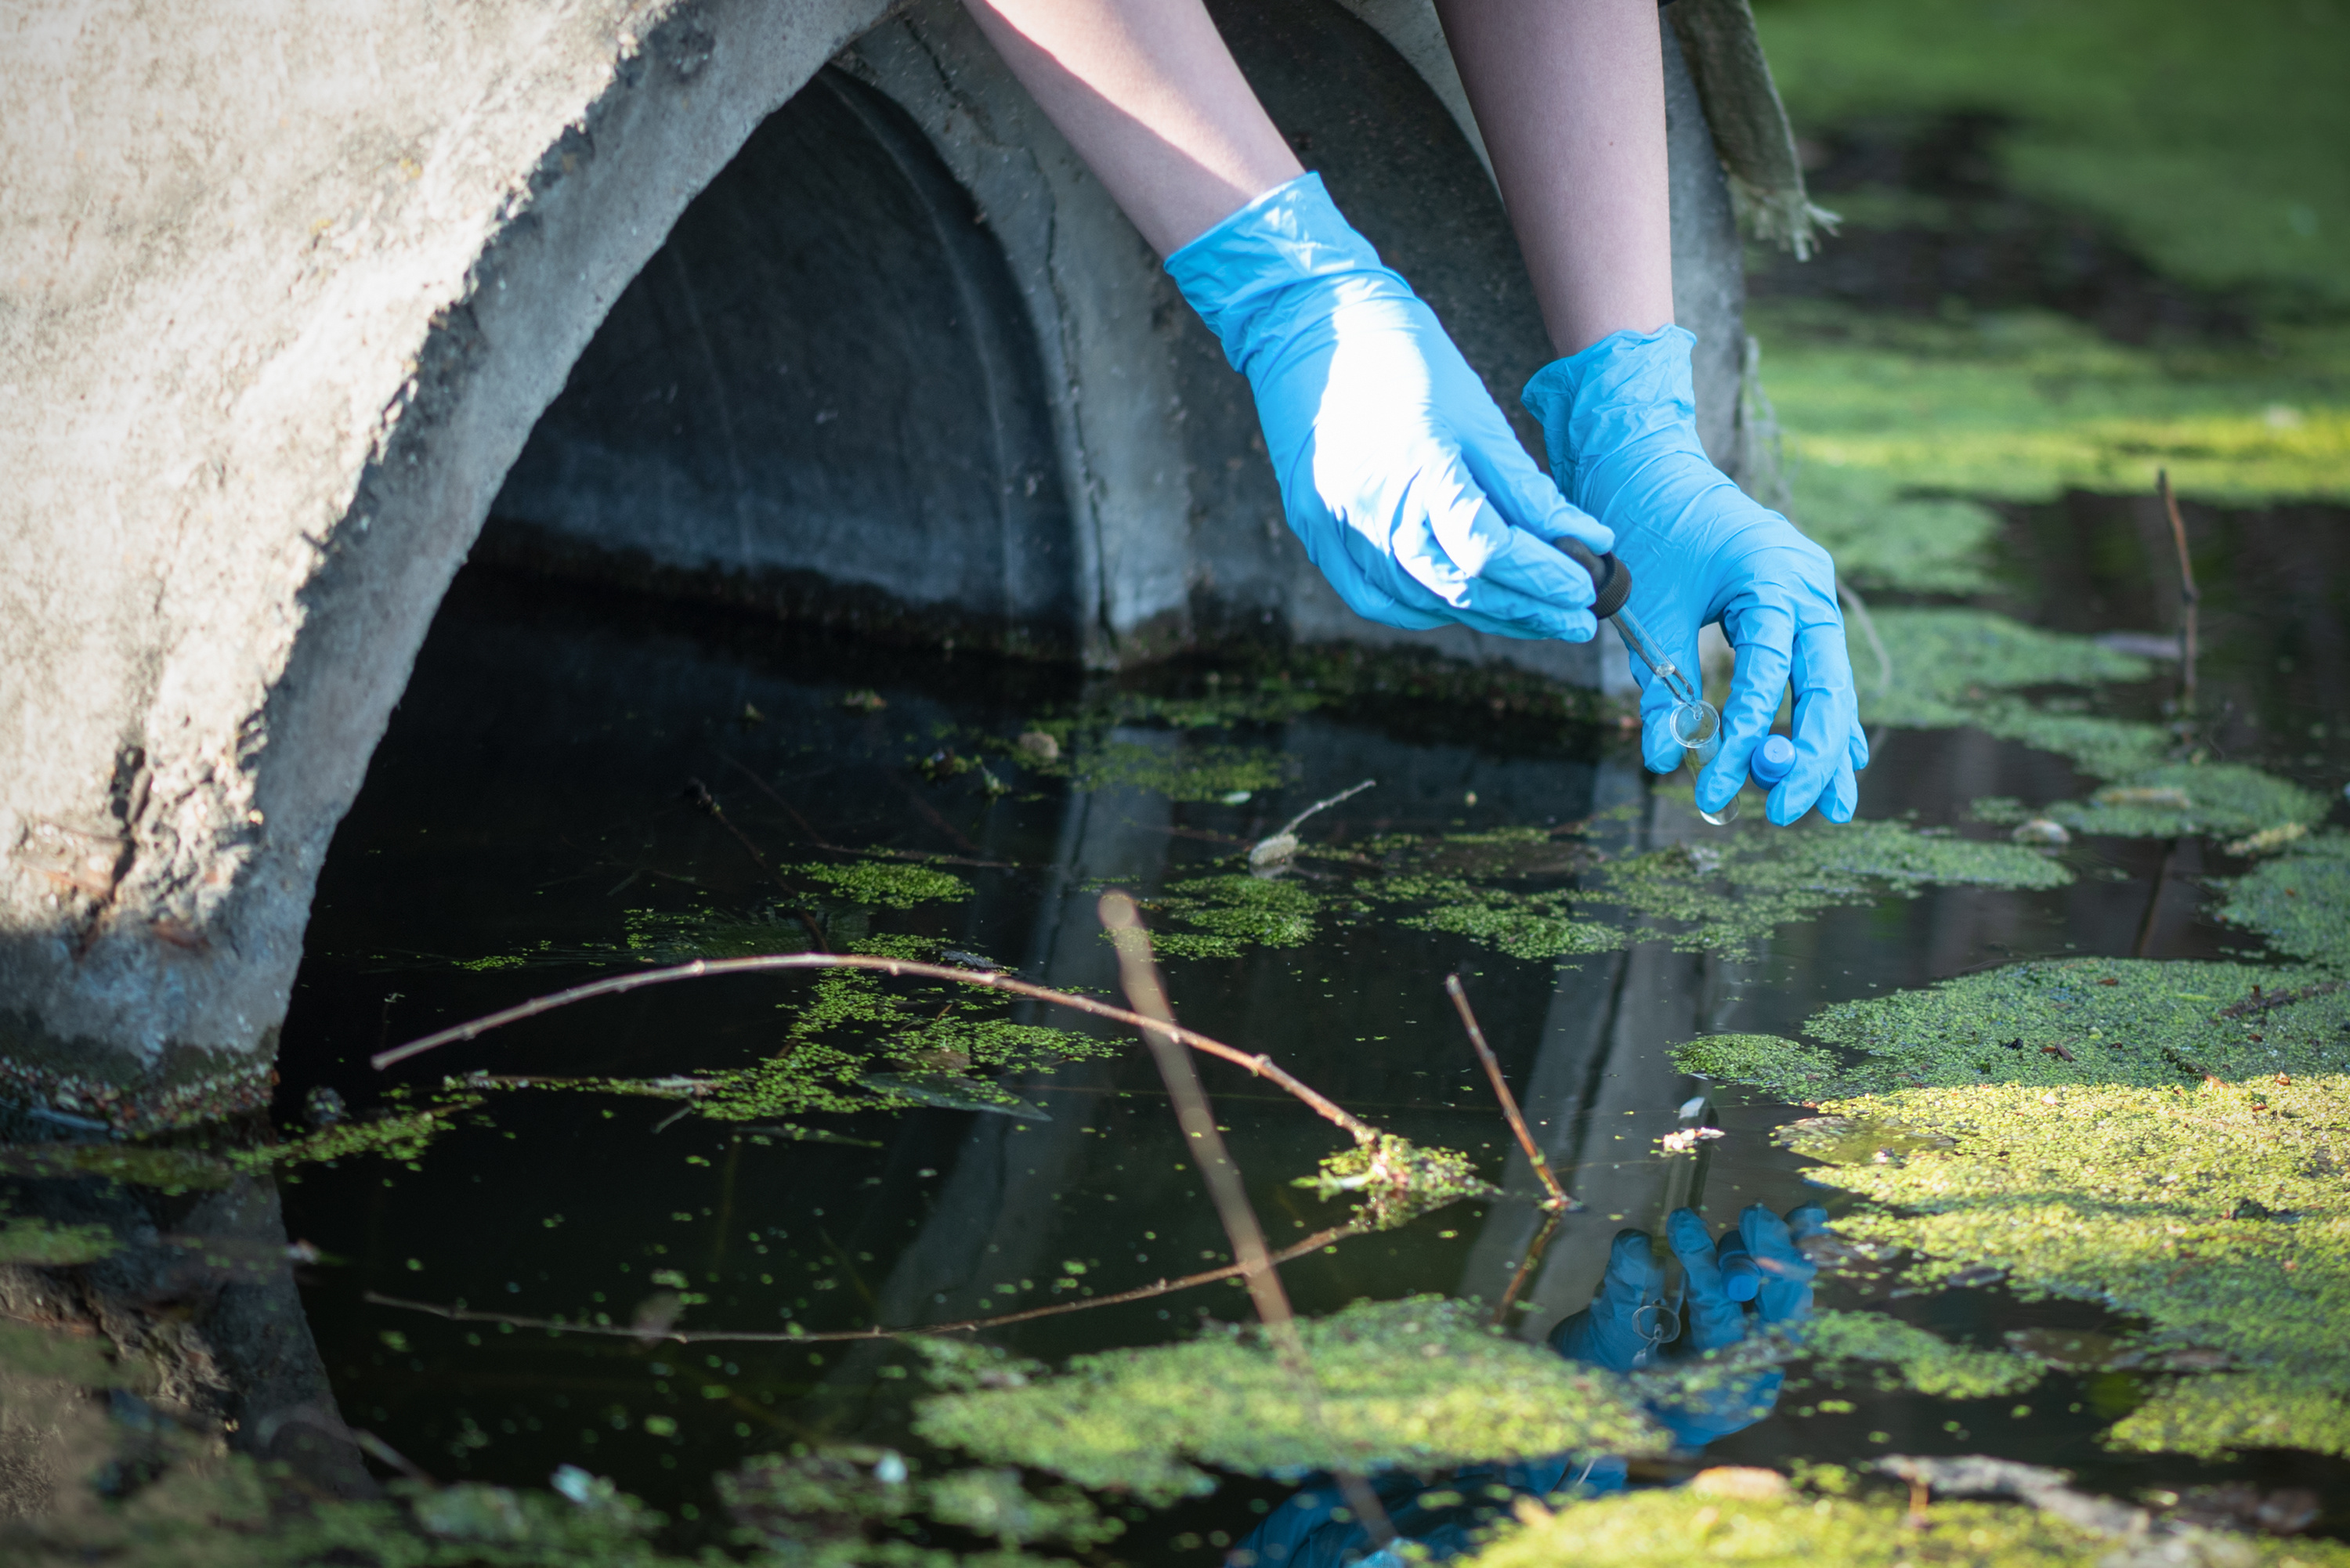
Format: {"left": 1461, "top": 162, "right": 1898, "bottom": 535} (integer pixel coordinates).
{"left": 480, "top": 67, "right": 1078, "bottom": 657}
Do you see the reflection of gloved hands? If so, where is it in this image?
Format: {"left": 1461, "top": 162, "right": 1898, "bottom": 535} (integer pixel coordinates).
{"left": 1550, "top": 1205, "right": 1828, "bottom": 1452}
{"left": 1521, "top": 329, "right": 1865, "bottom": 824}
{"left": 1168, "top": 175, "right": 1616, "bottom": 641}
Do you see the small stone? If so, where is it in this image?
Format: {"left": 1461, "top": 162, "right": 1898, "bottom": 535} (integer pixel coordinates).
{"left": 1014, "top": 730, "right": 1059, "bottom": 762}
{"left": 303, "top": 1086, "right": 346, "bottom": 1128}
{"left": 2011, "top": 818, "right": 2070, "bottom": 846}
{"left": 1688, "top": 1466, "right": 1788, "bottom": 1500}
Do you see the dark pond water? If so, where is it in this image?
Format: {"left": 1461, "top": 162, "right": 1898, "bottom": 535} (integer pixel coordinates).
{"left": 268, "top": 498, "right": 2350, "bottom": 1551}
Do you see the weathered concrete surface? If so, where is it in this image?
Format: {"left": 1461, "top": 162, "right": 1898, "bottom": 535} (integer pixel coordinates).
{"left": 0, "top": 0, "right": 1749, "bottom": 1121}
{"left": 0, "top": 0, "right": 892, "bottom": 1124}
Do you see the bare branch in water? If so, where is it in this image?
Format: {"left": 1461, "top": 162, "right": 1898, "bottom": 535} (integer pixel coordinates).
{"left": 1444, "top": 974, "right": 1570, "bottom": 1211}
{"left": 1492, "top": 1208, "right": 1563, "bottom": 1329}
{"left": 2160, "top": 468, "right": 2200, "bottom": 718}
{"left": 1100, "top": 891, "right": 1394, "bottom": 1548}
{"left": 361, "top": 1220, "right": 1365, "bottom": 1346}
{"left": 372, "top": 952, "right": 1378, "bottom": 1144}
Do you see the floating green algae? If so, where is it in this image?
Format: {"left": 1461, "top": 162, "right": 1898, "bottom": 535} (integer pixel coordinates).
{"left": 787, "top": 861, "right": 971, "bottom": 911}
{"left": 913, "top": 1297, "right": 1664, "bottom": 1503}
{"left": 1449, "top": 1476, "right": 2348, "bottom": 1568}
{"left": 1853, "top": 607, "right": 2178, "bottom": 781}
{"left": 1146, "top": 873, "right": 1324, "bottom": 959}
{"left": 2109, "top": 1372, "right": 2350, "bottom": 1465}
{"left": 1786, "top": 1078, "right": 2350, "bottom": 1458}
{"left": 1784, "top": 466, "right": 2002, "bottom": 597}
{"left": 0, "top": 1216, "right": 118, "bottom": 1266}
{"left": 1668, "top": 1035, "right": 1841, "bottom": 1102}
{"left": 2219, "top": 830, "right": 2350, "bottom": 969}
{"left": 1066, "top": 739, "right": 1295, "bottom": 802}
{"left": 2029, "top": 764, "right": 2331, "bottom": 840}
{"left": 1791, "top": 957, "right": 2350, "bottom": 1097}
{"left": 1293, "top": 1135, "right": 1498, "bottom": 1231}
{"left": 233, "top": 1095, "right": 483, "bottom": 1172}
{"left": 1148, "top": 816, "right": 2071, "bottom": 966}
{"left": 1802, "top": 1309, "right": 2041, "bottom": 1400}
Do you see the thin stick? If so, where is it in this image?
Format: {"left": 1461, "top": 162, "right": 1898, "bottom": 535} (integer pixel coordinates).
{"left": 1444, "top": 974, "right": 1568, "bottom": 1210}
{"left": 1492, "top": 1209, "right": 1563, "bottom": 1328}
{"left": 1274, "top": 779, "right": 1376, "bottom": 840}
{"left": 1099, "top": 892, "right": 1393, "bottom": 1548}
{"left": 371, "top": 953, "right": 1378, "bottom": 1143}
{"left": 2134, "top": 837, "right": 2178, "bottom": 959}
{"left": 1838, "top": 582, "right": 1893, "bottom": 700}
{"left": 2159, "top": 469, "right": 2198, "bottom": 717}
{"left": 361, "top": 1222, "right": 1366, "bottom": 1346}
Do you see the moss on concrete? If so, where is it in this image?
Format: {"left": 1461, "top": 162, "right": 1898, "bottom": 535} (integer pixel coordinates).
{"left": 913, "top": 1296, "right": 1664, "bottom": 1503}
{"left": 0, "top": 1216, "right": 119, "bottom": 1266}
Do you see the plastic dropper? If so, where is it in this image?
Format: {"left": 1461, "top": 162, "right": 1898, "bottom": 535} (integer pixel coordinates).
{"left": 1544, "top": 538, "right": 1734, "bottom": 822}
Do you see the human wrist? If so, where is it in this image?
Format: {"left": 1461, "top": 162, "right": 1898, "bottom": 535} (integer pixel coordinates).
{"left": 1163, "top": 172, "right": 1397, "bottom": 372}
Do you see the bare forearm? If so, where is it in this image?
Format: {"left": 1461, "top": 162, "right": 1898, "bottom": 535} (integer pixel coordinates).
{"left": 960, "top": 0, "right": 1303, "bottom": 256}
{"left": 1436, "top": 0, "right": 1676, "bottom": 355}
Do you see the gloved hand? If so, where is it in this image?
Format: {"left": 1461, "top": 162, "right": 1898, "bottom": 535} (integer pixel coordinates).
{"left": 1521, "top": 329, "right": 1866, "bottom": 823}
{"left": 1167, "top": 175, "right": 1616, "bottom": 641}
{"left": 1551, "top": 1205, "right": 1828, "bottom": 1453}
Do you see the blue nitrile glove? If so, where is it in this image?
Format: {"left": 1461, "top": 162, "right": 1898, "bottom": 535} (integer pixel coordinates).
{"left": 1639, "top": 1203, "right": 1827, "bottom": 1451}
{"left": 1168, "top": 175, "right": 1615, "bottom": 641}
{"left": 1546, "top": 1229, "right": 1668, "bottom": 1371}
{"left": 1522, "top": 329, "right": 1866, "bottom": 824}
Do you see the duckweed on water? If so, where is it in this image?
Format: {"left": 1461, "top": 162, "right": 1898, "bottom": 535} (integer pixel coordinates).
{"left": 2219, "top": 830, "right": 2350, "bottom": 968}
{"left": 2036, "top": 764, "right": 2330, "bottom": 840}
{"left": 236, "top": 1094, "right": 483, "bottom": 1172}
{"left": 1788, "top": 1077, "right": 2350, "bottom": 1459}
{"left": 788, "top": 861, "right": 971, "bottom": 911}
{"left": 1066, "top": 739, "right": 1296, "bottom": 802}
{"left": 1792, "top": 957, "right": 2350, "bottom": 1097}
{"left": 1149, "top": 818, "right": 2070, "bottom": 965}
{"left": 1294, "top": 1135, "right": 1498, "bottom": 1231}
{"left": 1669, "top": 1035, "right": 1841, "bottom": 1101}
{"left": 1452, "top": 1479, "right": 2348, "bottom": 1568}
{"left": 1801, "top": 1309, "right": 2041, "bottom": 1400}
{"left": 912, "top": 1296, "right": 1663, "bottom": 1502}
{"left": 1148, "top": 874, "right": 1323, "bottom": 959}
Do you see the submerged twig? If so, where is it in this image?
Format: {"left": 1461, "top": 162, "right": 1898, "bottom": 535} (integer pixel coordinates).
{"left": 361, "top": 1221, "right": 1367, "bottom": 1346}
{"left": 1100, "top": 892, "right": 1393, "bottom": 1548}
{"left": 2133, "top": 837, "right": 2179, "bottom": 959}
{"left": 1444, "top": 974, "right": 1568, "bottom": 1211}
{"left": 1492, "top": 1209, "right": 1562, "bottom": 1328}
{"left": 371, "top": 953, "right": 1378, "bottom": 1143}
{"left": 1249, "top": 779, "right": 1376, "bottom": 869}
{"left": 2159, "top": 469, "right": 2199, "bottom": 719}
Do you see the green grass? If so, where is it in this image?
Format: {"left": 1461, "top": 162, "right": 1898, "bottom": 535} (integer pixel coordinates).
{"left": 1752, "top": 0, "right": 2350, "bottom": 313}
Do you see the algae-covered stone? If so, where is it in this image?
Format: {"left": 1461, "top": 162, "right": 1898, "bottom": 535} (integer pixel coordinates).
{"left": 1294, "top": 1135, "right": 1497, "bottom": 1231}
{"left": 913, "top": 1297, "right": 1664, "bottom": 1502}
{"left": 1669, "top": 1035, "right": 1839, "bottom": 1101}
